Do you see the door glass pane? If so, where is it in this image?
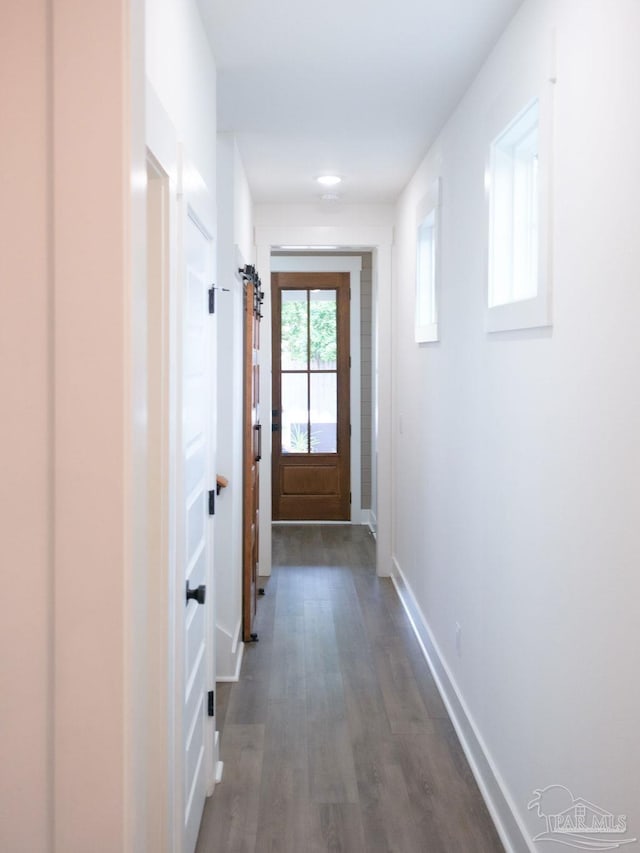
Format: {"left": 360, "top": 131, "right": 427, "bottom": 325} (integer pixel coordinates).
{"left": 282, "top": 373, "right": 309, "bottom": 453}
{"left": 281, "top": 290, "right": 308, "bottom": 370}
{"left": 310, "top": 289, "right": 337, "bottom": 370}
{"left": 310, "top": 373, "right": 337, "bottom": 453}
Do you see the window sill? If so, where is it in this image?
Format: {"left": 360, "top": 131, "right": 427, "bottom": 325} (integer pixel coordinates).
{"left": 486, "top": 293, "right": 551, "bottom": 334}
{"left": 415, "top": 321, "right": 439, "bottom": 344}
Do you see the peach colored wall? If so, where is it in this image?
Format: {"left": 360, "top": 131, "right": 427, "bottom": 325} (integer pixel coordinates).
{"left": 52, "top": 1, "right": 145, "bottom": 850}
{"left": 0, "top": 2, "right": 52, "bottom": 851}
{"left": 1, "top": 1, "right": 147, "bottom": 850}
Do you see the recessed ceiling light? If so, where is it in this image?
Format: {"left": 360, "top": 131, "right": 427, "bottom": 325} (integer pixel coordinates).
{"left": 317, "top": 175, "right": 342, "bottom": 187}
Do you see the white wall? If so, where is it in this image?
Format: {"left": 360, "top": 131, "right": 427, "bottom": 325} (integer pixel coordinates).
{"left": 215, "top": 135, "right": 253, "bottom": 678}
{"left": 146, "top": 0, "right": 217, "bottom": 195}
{"left": 234, "top": 144, "right": 254, "bottom": 263}
{"left": 392, "top": 0, "right": 640, "bottom": 848}
{"left": 254, "top": 202, "right": 395, "bottom": 230}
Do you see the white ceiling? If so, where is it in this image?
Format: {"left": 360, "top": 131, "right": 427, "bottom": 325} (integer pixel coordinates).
{"left": 198, "top": 0, "right": 524, "bottom": 205}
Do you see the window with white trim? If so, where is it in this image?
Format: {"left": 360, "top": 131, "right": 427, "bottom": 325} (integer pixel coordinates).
{"left": 489, "top": 99, "right": 539, "bottom": 306}
{"left": 415, "top": 178, "right": 441, "bottom": 343}
{"left": 486, "top": 92, "right": 552, "bottom": 333}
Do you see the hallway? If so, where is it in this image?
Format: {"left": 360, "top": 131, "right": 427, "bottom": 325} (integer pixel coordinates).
{"left": 196, "top": 526, "right": 503, "bottom": 852}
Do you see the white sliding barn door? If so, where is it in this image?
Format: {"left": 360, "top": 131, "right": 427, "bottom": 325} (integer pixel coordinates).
{"left": 176, "top": 162, "right": 217, "bottom": 853}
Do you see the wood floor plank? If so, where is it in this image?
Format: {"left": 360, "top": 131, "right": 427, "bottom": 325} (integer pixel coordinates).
{"left": 375, "top": 642, "right": 435, "bottom": 735}
{"left": 255, "top": 693, "right": 321, "bottom": 853}
{"left": 224, "top": 578, "right": 277, "bottom": 727}
{"left": 306, "top": 667, "right": 360, "bottom": 804}
{"left": 196, "top": 724, "right": 265, "bottom": 853}
{"left": 268, "top": 611, "right": 306, "bottom": 704}
{"left": 214, "top": 681, "right": 233, "bottom": 734}
{"left": 400, "top": 723, "right": 504, "bottom": 853}
{"left": 196, "top": 525, "right": 503, "bottom": 853}
{"left": 254, "top": 767, "right": 325, "bottom": 853}
{"left": 319, "top": 803, "right": 367, "bottom": 852}
{"left": 304, "top": 598, "right": 342, "bottom": 674}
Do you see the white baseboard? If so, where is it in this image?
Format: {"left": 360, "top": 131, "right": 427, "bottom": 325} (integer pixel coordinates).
{"left": 368, "top": 509, "right": 377, "bottom": 538}
{"left": 216, "top": 640, "right": 244, "bottom": 683}
{"left": 231, "top": 618, "right": 242, "bottom": 655}
{"left": 207, "top": 731, "right": 221, "bottom": 796}
{"left": 390, "top": 557, "right": 534, "bottom": 853}
{"left": 216, "top": 619, "right": 245, "bottom": 681}
{"left": 271, "top": 518, "right": 372, "bottom": 526}
{"left": 272, "top": 520, "right": 353, "bottom": 526}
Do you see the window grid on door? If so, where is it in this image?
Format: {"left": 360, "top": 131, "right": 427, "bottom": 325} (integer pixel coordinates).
{"left": 280, "top": 287, "right": 338, "bottom": 455}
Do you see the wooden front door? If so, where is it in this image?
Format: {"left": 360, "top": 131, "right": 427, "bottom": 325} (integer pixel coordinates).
{"left": 243, "top": 275, "right": 261, "bottom": 641}
{"left": 272, "top": 272, "right": 350, "bottom": 520}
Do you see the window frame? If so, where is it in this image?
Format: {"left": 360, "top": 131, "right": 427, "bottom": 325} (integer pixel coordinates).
{"left": 415, "top": 177, "right": 442, "bottom": 344}
{"left": 485, "top": 83, "right": 554, "bottom": 334}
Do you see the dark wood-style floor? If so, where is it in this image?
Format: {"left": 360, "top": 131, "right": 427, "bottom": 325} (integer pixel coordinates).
{"left": 196, "top": 525, "right": 503, "bottom": 853}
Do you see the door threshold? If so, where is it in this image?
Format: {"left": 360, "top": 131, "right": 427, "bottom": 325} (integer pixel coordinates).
{"left": 272, "top": 520, "right": 354, "bottom": 526}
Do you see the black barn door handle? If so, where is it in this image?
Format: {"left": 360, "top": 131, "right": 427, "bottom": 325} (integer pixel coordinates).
{"left": 254, "top": 423, "right": 262, "bottom": 462}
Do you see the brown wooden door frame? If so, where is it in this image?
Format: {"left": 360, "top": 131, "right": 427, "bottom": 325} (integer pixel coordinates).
{"left": 272, "top": 271, "right": 350, "bottom": 520}
{"left": 243, "top": 279, "right": 260, "bottom": 641}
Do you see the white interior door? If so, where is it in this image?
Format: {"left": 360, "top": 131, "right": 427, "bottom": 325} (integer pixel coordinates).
{"left": 181, "top": 205, "right": 214, "bottom": 853}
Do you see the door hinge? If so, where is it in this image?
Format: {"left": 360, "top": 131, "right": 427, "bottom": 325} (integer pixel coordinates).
{"left": 349, "top": 424, "right": 352, "bottom": 437}
{"left": 349, "top": 491, "right": 352, "bottom": 504}
{"left": 208, "top": 489, "right": 216, "bottom": 516}
{"left": 208, "top": 286, "right": 215, "bottom": 314}
{"left": 207, "top": 690, "right": 215, "bottom": 717}
{"left": 349, "top": 355, "right": 352, "bottom": 368}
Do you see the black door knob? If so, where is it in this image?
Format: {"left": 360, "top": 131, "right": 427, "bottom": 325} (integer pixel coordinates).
{"left": 186, "top": 581, "right": 206, "bottom": 605}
